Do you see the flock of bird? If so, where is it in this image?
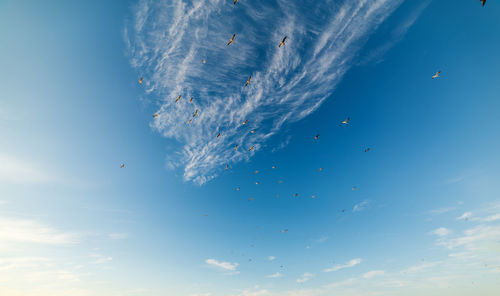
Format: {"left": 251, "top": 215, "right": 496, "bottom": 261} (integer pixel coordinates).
{"left": 128, "top": 0, "right": 489, "bottom": 243}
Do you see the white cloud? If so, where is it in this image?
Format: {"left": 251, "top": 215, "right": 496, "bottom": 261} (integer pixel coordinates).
{"left": 432, "top": 227, "right": 451, "bottom": 237}
{"left": 267, "top": 272, "right": 283, "bottom": 278}
{"left": 353, "top": 200, "right": 369, "bottom": 212}
{"left": 0, "top": 153, "right": 51, "bottom": 185}
{"left": 296, "top": 272, "right": 314, "bottom": 283}
{"left": 0, "top": 216, "right": 79, "bottom": 245}
{"left": 205, "top": 258, "right": 238, "bottom": 271}
{"left": 268, "top": 256, "right": 276, "bottom": 261}
{"left": 126, "top": 0, "right": 406, "bottom": 184}
{"left": 363, "top": 270, "right": 385, "bottom": 279}
{"left": 0, "top": 257, "right": 51, "bottom": 271}
{"left": 324, "top": 258, "right": 362, "bottom": 272}
{"left": 108, "top": 233, "right": 129, "bottom": 240}
{"left": 89, "top": 253, "right": 113, "bottom": 265}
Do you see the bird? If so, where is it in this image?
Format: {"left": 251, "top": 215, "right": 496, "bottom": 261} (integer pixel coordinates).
{"left": 294, "top": 193, "right": 299, "bottom": 197}
{"left": 352, "top": 186, "right": 357, "bottom": 191}
{"left": 314, "top": 134, "right": 320, "bottom": 140}
{"left": 153, "top": 113, "right": 159, "bottom": 118}
{"left": 480, "top": 0, "right": 486, "bottom": 7}
{"left": 236, "top": 187, "right": 240, "bottom": 191}
{"left": 242, "top": 120, "right": 248, "bottom": 125}
{"left": 225, "top": 164, "right": 229, "bottom": 170}
{"left": 175, "top": 95, "right": 182, "bottom": 103}
{"left": 278, "top": 180, "right": 284, "bottom": 184}
{"left": 281, "top": 229, "right": 288, "bottom": 234}
{"left": 202, "top": 59, "right": 206, "bottom": 64}
{"left": 254, "top": 170, "right": 259, "bottom": 174}
{"left": 318, "top": 168, "right": 323, "bottom": 172}
{"left": 189, "top": 97, "right": 193, "bottom": 103}
{"left": 233, "top": 0, "right": 238, "bottom": 4}
{"left": 255, "top": 181, "right": 259, "bottom": 185}
{"left": 432, "top": 71, "right": 441, "bottom": 79}
{"left": 217, "top": 132, "right": 221, "bottom": 138}
{"left": 250, "top": 130, "right": 255, "bottom": 134}
{"left": 249, "top": 197, "right": 254, "bottom": 201}
{"left": 279, "top": 36, "right": 287, "bottom": 48}
{"left": 312, "top": 195, "right": 317, "bottom": 199}
{"left": 227, "top": 34, "right": 236, "bottom": 46}
{"left": 245, "top": 76, "right": 251, "bottom": 86}
{"left": 271, "top": 165, "right": 276, "bottom": 169}
{"left": 120, "top": 164, "right": 125, "bottom": 168}
{"left": 364, "top": 148, "right": 371, "bottom": 153}
{"left": 187, "top": 119, "right": 192, "bottom": 124}
{"left": 192, "top": 109, "right": 199, "bottom": 117}
{"left": 342, "top": 117, "right": 350, "bottom": 124}
{"left": 341, "top": 209, "right": 346, "bottom": 213}
{"left": 234, "top": 145, "right": 238, "bottom": 151}
{"left": 248, "top": 146, "right": 255, "bottom": 151}
{"left": 139, "top": 77, "right": 143, "bottom": 85}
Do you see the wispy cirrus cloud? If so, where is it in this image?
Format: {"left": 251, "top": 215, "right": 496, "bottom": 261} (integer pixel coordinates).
{"left": 0, "top": 216, "right": 79, "bottom": 245}
{"left": 296, "top": 272, "right": 314, "bottom": 283}
{"left": 205, "top": 258, "right": 238, "bottom": 272}
{"left": 126, "top": 0, "right": 405, "bottom": 184}
{"left": 324, "top": 258, "right": 362, "bottom": 272}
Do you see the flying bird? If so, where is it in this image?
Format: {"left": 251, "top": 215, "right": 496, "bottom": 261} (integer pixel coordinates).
{"left": 236, "top": 187, "right": 240, "bottom": 191}
{"left": 202, "top": 59, "right": 206, "bottom": 64}
{"left": 279, "top": 36, "right": 287, "bottom": 47}
{"left": 250, "top": 130, "right": 255, "bottom": 134}
{"left": 187, "top": 119, "right": 192, "bottom": 124}
{"left": 294, "top": 193, "right": 299, "bottom": 197}
{"left": 175, "top": 95, "right": 182, "bottom": 103}
{"left": 432, "top": 71, "right": 441, "bottom": 79}
{"left": 254, "top": 170, "right": 259, "bottom": 174}
{"left": 249, "top": 197, "right": 254, "bottom": 201}
{"left": 225, "top": 164, "right": 229, "bottom": 170}
{"left": 281, "top": 229, "right": 288, "bottom": 234}
{"left": 153, "top": 113, "right": 159, "bottom": 118}
{"left": 189, "top": 97, "right": 193, "bottom": 103}
{"left": 217, "top": 132, "right": 221, "bottom": 138}
{"left": 234, "top": 145, "right": 238, "bottom": 151}
{"left": 352, "top": 186, "right": 357, "bottom": 191}
{"left": 245, "top": 76, "right": 251, "bottom": 86}
{"left": 311, "top": 195, "right": 317, "bottom": 199}
{"left": 242, "top": 120, "right": 248, "bottom": 125}
{"left": 318, "top": 168, "right": 324, "bottom": 172}
{"left": 364, "top": 148, "right": 371, "bottom": 153}
{"left": 480, "top": 0, "right": 486, "bottom": 6}
{"left": 314, "top": 134, "right": 320, "bottom": 140}
{"left": 192, "top": 109, "right": 199, "bottom": 117}
{"left": 227, "top": 34, "right": 236, "bottom": 46}
{"left": 120, "top": 164, "right": 125, "bottom": 168}
{"left": 138, "top": 77, "right": 143, "bottom": 85}
{"left": 255, "top": 181, "right": 259, "bottom": 185}
{"left": 278, "top": 180, "right": 284, "bottom": 184}
{"left": 342, "top": 117, "right": 350, "bottom": 124}
{"left": 233, "top": 0, "right": 238, "bottom": 4}
{"left": 248, "top": 146, "right": 255, "bottom": 151}
{"left": 271, "top": 165, "right": 276, "bottom": 169}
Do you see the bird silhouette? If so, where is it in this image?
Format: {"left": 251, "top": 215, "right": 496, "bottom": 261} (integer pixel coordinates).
{"left": 175, "top": 95, "right": 182, "bottom": 103}
{"left": 342, "top": 117, "right": 350, "bottom": 124}
{"left": 227, "top": 34, "right": 236, "bottom": 46}
{"left": 139, "top": 77, "right": 143, "bottom": 85}
{"left": 432, "top": 71, "right": 441, "bottom": 79}
{"left": 245, "top": 76, "right": 251, "bottom": 86}
{"left": 279, "top": 36, "right": 287, "bottom": 47}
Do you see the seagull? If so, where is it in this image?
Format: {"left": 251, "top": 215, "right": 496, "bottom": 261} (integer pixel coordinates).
{"left": 250, "top": 130, "right": 255, "bottom": 134}
{"left": 255, "top": 181, "right": 259, "bottom": 185}
{"left": 432, "top": 71, "right": 441, "bottom": 79}
{"left": 242, "top": 120, "right": 248, "bottom": 125}
{"left": 480, "top": 0, "right": 486, "bottom": 6}
{"left": 314, "top": 134, "right": 320, "bottom": 140}
{"left": 192, "top": 109, "right": 199, "bottom": 117}
{"left": 249, "top": 197, "right": 254, "bottom": 201}
{"left": 217, "top": 132, "right": 221, "bottom": 138}
{"left": 248, "top": 146, "right": 255, "bottom": 151}
{"left": 234, "top": 145, "right": 238, "bottom": 151}
{"left": 225, "top": 164, "right": 229, "bottom": 170}
{"left": 364, "top": 148, "right": 371, "bottom": 153}
{"left": 234, "top": 0, "right": 238, "bottom": 4}
{"left": 245, "top": 76, "right": 251, "bottom": 86}
{"left": 279, "top": 36, "right": 287, "bottom": 48}
{"left": 120, "top": 164, "right": 125, "bottom": 168}
{"left": 153, "top": 113, "right": 159, "bottom": 118}
{"left": 187, "top": 119, "right": 192, "bottom": 124}
{"left": 281, "top": 229, "right": 288, "bottom": 234}
{"left": 318, "top": 168, "right": 323, "bottom": 172}
{"left": 254, "top": 170, "right": 259, "bottom": 174}
{"left": 202, "top": 59, "right": 207, "bottom": 64}
{"left": 271, "top": 165, "right": 276, "bottom": 169}
{"left": 139, "top": 77, "right": 143, "bottom": 85}
{"left": 227, "top": 34, "right": 236, "bottom": 46}
{"left": 189, "top": 97, "right": 193, "bottom": 103}
{"left": 175, "top": 95, "right": 182, "bottom": 103}
{"left": 342, "top": 117, "right": 350, "bottom": 124}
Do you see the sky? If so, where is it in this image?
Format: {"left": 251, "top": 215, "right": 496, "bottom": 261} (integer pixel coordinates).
{"left": 0, "top": 0, "right": 499, "bottom": 295}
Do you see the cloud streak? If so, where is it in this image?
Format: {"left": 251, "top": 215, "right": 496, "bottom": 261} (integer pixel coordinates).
{"left": 126, "top": 0, "right": 403, "bottom": 184}
{"left": 324, "top": 258, "right": 362, "bottom": 272}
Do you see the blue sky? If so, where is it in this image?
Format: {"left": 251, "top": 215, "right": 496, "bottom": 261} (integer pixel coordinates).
{"left": 0, "top": 0, "right": 499, "bottom": 295}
